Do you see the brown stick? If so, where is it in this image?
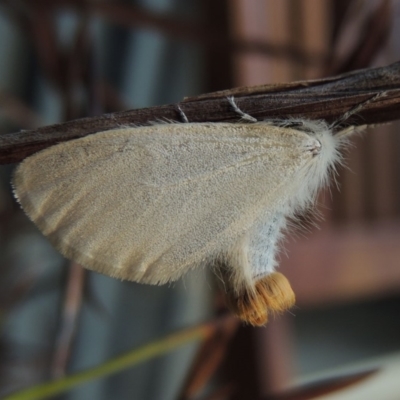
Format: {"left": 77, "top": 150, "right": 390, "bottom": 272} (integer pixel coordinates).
{"left": 2, "top": 61, "right": 400, "bottom": 165}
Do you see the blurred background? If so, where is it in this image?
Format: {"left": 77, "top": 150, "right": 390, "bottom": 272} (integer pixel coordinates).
{"left": 1, "top": 0, "right": 400, "bottom": 399}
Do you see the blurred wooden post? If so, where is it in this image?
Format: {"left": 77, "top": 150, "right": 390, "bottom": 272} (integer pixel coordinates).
{"left": 228, "top": 0, "right": 332, "bottom": 396}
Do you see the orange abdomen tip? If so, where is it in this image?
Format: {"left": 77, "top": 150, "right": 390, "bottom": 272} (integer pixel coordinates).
{"left": 226, "top": 272, "right": 296, "bottom": 326}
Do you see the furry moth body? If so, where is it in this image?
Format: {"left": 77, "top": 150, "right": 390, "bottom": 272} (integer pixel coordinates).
{"left": 12, "top": 119, "right": 341, "bottom": 326}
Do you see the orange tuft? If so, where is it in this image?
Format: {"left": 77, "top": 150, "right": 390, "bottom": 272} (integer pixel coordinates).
{"left": 226, "top": 272, "right": 295, "bottom": 326}
{"left": 255, "top": 272, "right": 296, "bottom": 313}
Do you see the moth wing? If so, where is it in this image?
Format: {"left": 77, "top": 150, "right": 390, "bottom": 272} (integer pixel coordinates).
{"left": 13, "top": 123, "right": 313, "bottom": 284}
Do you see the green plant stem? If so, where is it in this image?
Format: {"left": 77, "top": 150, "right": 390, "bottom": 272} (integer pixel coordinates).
{"left": 4, "top": 322, "right": 214, "bottom": 400}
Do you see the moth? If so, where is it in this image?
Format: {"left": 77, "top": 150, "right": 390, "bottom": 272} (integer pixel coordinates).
{"left": 12, "top": 96, "right": 366, "bottom": 326}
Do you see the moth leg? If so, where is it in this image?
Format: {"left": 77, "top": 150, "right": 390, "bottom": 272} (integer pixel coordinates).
{"left": 227, "top": 96, "right": 257, "bottom": 123}
{"left": 176, "top": 104, "right": 189, "bottom": 123}
{"left": 336, "top": 124, "right": 367, "bottom": 139}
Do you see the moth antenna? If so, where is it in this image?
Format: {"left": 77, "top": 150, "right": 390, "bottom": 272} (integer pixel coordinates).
{"left": 227, "top": 96, "right": 258, "bottom": 123}
{"left": 330, "top": 92, "right": 387, "bottom": 130}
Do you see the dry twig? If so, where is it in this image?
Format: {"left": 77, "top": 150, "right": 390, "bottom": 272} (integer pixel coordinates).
{"left": 1, "top": 61, "right": 400, "bottom": 165}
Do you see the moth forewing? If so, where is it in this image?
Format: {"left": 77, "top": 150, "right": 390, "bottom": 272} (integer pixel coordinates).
{"left": 12, "top": 120, "right": 342, "bottom": 326}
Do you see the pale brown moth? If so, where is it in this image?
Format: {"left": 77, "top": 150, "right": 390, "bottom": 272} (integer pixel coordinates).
{"left": 13, "top": 96, "right": 373, "bottom": 326}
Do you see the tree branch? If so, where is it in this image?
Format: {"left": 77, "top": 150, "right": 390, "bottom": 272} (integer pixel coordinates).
{"left": 2, "top": 61, "right": 400, "bottom": 165}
